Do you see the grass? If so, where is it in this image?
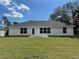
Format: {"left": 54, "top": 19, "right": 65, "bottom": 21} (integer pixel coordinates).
{"left": 0, "top": 37, "right": 79, "bottom": 59}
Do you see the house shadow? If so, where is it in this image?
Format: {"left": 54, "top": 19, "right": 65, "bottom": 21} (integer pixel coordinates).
{"left": 67, "top": 36, "right": 79, "bottom": 39}
{"left": 49, "top": 35, "right": 79, "bottom": 39}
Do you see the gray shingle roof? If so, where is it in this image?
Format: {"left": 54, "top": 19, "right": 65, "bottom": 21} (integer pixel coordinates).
{"left": 9, "top": 21, "right": 74, "bottom": 27}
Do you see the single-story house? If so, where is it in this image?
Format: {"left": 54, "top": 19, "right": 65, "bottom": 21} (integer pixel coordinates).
{"left": 8, "top": 20, "right": 75, "bottom": 36}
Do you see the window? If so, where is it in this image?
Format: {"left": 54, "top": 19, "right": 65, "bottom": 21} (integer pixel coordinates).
{"left": 47, "top": 28, "right": 50, "bottom": 33}
{"left": 40, "top": 28, "right": 43, "bottom": 33}
{"left": 20, "top": 28, "right": 27, "bottom": 34}
{"left": 63, "top": 27, "right": 67, "bottom": 33}
{"left": 40, "top": 28, "right": 51, "bottom": 34}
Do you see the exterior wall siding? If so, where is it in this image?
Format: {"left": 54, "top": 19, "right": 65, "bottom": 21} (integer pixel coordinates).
{"left": 9, "top": 27, "right": 31, "bottom": 36}
{"left": 9, "top": 26, "right": 74, "bottom": 36}
{"left": 51, "top": 27, "right": 74, "bottom": 36}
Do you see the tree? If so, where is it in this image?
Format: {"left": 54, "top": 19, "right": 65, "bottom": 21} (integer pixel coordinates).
{"left": 2, "top": 16, "right": 11, "bottom": 28}
{"left": 13, "top": 22, "right": 19, "bottom": 25}
{"left": 49, "top": 1, "right": 79, "bottom": 35}
{"left": 50, "top": 6, "right": 71, "bottom": 24}
{"left": 50, "top": 1, "right": 79, "bottom": 23}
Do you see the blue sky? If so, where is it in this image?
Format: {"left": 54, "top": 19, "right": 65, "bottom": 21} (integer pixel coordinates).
{"left": 0, "top": 0, "right": 73, "bottom": 22}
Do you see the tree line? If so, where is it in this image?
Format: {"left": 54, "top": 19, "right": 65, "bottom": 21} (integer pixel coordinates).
{"left": 49, "top": 1, "right": 79, "bottom": 35}
{"left": 0, "top": 16, "right": 19, "bottom": 28}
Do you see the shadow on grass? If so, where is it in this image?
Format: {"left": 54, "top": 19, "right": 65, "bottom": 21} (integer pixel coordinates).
{"left": 23, "top": 55, "right": 48, "bottom": 59}
{"left": 49, "top": 35, "right": 79, "bottom": 39}
{"left": 5, "top": 35, "right": 30, "bottom": 37}
{"left": 1, "top": 35, "right": 79, "bottom": 40}
{"left": 67, "top": 36, "right": 79, "bottom": 39}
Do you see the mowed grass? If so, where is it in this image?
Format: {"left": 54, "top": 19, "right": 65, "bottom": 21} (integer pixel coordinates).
{"left": 0, "top": 37, "right": 79, "bottom": 59}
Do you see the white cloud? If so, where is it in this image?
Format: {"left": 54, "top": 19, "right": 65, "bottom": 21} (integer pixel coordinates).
{"left": 0, "top": 0, "right": 30, "bottom": 18}
{"left": 11, "top": 10, "right": 24, "bottom": 18}
{"left": 16, "top": 4, "right": 30, "bottom": 11}
{"left": 5, "top": 7, "right": 24, "bottom": 18}
{"left": 4, "top": 10, "right": 24, "bottom": 18}
{"left": 0, "top": 0, "right": 12, "bottom": 6}
{"left": 8, "top": 7, "right": 15, "bottom": 11}
{"left": 4, "top": 13, "right": 10, "bottom": 16}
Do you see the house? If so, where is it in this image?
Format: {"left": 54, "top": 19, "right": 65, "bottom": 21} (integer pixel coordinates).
{"left": 8, "top": 20, "right": 75, "bottom": 36}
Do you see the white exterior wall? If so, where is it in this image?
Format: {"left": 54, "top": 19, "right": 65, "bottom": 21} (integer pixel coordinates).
{"left": 9, "top": 26, "right": 51, "bottom": 36}
{"left": 51, "top": 27, "right": 74, "bottom": 36}
{"left": 33, "top": 26, "right": 51, "bottom": 36}
{"left": 9, "top": 26, "right": 74, "bottom": 36}
{"left": 9, "top": 27, "right": 30, "bottom": 36}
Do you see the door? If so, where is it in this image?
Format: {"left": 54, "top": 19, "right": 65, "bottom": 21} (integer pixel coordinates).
{"left": 32, "top": 28, "right": 35, "bottom": 35}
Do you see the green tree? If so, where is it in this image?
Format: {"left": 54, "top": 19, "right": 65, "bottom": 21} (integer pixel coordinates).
{"left": 49, "top": 1, "right": 79, "bottom": 35}
{"left": 50, "top": 6, "right": 71, "bottom": 24}
{"left": 2, "top": 16, "right": 11, "bottom": 28}
{"left": 50, "top": 1, "right": 79, "bottom": 23}
{"left": 13, "top": 22, "right": 19, "bottom": 25}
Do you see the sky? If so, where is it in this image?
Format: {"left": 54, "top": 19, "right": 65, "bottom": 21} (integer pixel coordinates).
{"left": 0, "top": 0, "right": 74, "bottom": 22}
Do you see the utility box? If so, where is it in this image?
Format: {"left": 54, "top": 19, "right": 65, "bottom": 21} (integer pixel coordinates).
{"left": 0, "top": 29, "right": 6, "bottom": 36}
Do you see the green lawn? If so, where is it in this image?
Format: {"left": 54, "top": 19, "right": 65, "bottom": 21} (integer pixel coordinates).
{"left": 0, "top": 37, "right": 79, "bottom": 59}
